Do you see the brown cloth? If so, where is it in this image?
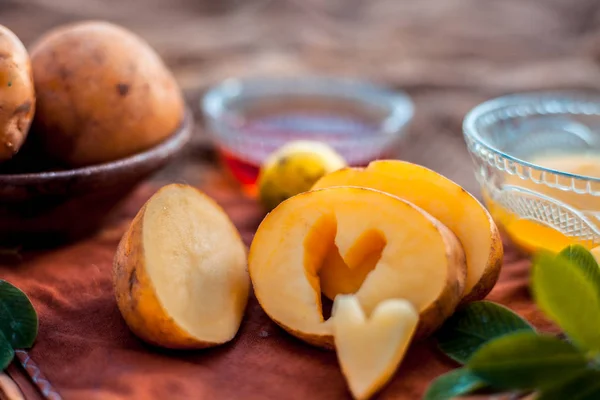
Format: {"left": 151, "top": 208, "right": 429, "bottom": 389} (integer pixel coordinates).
{"left": 0, "top": 170, "right": 559, "bottom": 400}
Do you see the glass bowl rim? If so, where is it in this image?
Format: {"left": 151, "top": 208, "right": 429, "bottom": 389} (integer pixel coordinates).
{"left": 200, "top": 75, "right": 415, "bottom": 140}
{"left": 463, "top": 90, "right": 600, "bottom": 184}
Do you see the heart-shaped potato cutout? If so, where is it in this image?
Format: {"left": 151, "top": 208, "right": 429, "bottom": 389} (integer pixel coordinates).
{"left": 248, "top": 186, "right": 466, "bottom": 348}
{"left": 331, "top": 295, "right": 419, "bottom": 400}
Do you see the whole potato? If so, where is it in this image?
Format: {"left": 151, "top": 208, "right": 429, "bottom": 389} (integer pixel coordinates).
{"left": 29, "top": 21, "right": 185, "bottom": 167}
{"left": 0, "top": 25, "right": 35, "bottom": 162}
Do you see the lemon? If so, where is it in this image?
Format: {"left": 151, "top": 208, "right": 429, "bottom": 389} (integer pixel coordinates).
{"left": 257, "top": 140, "right": 347, "bottom": 211}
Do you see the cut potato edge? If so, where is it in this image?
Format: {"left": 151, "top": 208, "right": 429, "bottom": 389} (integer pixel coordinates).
{"left": 248, "top": 186, "right": 466, "bottom": 347}
{"left": 312, "top": 161, "right": 502, "bottom": 303}
{"left": 332, "top": 295, "right": 419, "bottom": 400}
{"left": 365, "top": 160, "right": 503, "bottom": 302}
{"left": 114, "top": 203, "right": 209, "bottom": 348}
{"left": 114, "top": 184, "right": 249, "bottom": 348}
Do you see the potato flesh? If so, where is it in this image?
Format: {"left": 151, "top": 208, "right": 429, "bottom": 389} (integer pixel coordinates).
{"left": 249, "top": 187, "right": 458, "bottom": 338}
{"left": 313, "top": 160, "right": 499, "bottom": 299}
{"left": 143, "top": 186, "right": 249, "bottom": 343}
{"left": 319, "top": 233, "right": 383, "bottom": 300}
{"left": 332, "top": 295, "right": 418, "bottom": 400}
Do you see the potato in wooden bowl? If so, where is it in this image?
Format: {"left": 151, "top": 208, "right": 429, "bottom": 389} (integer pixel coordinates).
{"left": 0, "top": 25, "right": 35, "bottom": 162}
{"left": 29, "top": 20, "right": 185, "bottom": 167}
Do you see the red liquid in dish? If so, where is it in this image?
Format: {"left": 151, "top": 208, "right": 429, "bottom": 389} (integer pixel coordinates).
{"left": 216, "top": 109, "right": 397, "bottom": 188}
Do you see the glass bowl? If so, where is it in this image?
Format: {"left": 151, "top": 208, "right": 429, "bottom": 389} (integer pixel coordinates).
{"left": 201, "top": 76, "right": 414, "bottom": 189}
{"left": 463, "top": 91, "right": 600, "bottom": 254}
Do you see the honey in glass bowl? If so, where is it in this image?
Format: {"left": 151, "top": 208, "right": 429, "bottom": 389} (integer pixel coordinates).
{"left": 201, "top": 76, "right": 414, "bottom": 193}
{"left": 464, "top": 92, "right": 600, "bottom": 254}
{"left": 484, "top": 153, "right": 600, "bottom": 253}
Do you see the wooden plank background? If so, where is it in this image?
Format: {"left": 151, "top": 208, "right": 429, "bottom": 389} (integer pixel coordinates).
{"left": 2, "top": 0, "right": 600, "bottom": 194}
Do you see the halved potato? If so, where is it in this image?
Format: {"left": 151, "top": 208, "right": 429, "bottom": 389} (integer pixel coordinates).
{"left": 113, "top": 184, "right": 249, "bottom": 349}
{"left": 248, "top": 186, "right": 466, "bottom": 348}
{"left": 312, "top": 160, "right": 503, "bottom": 303}
{"left": 332, "top": 295, "right": 419, "bottom": 400}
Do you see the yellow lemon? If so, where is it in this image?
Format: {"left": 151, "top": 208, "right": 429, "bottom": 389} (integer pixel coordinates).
{"left": 257, "top": 140, "right": 347, "bottom": 211}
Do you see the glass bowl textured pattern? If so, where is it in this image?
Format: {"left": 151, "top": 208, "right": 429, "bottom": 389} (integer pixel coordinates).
{"left": 463, "top": 92, "right": 600, "bottom": 250}
{"left": 201, "top": 76, "right": 414, "bottom": 167}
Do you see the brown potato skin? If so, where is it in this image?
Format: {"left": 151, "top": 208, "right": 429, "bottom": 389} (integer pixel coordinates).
{"left": 30, "top": 20, "right": 185, "bottom": 167}
{"left": 0, "top": 25, "right": 35, "bottom": 162}
{"left": 460, "top": 217, "right": 503, "bottom": 304}
{"left": 274, "top": 320, "right": 335, "bottom": 350}
{"left": 415, "top": 220, "right": 467, "bottom": 340}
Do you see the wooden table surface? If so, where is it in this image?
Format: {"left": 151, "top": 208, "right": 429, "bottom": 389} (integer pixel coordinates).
{"left": 3, "top": 0, "right": 600, "bottom": 192}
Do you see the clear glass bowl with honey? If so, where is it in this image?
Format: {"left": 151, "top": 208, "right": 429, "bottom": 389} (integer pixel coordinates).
{"left": 463, "top": 91, "right": 600, "bottom": 254}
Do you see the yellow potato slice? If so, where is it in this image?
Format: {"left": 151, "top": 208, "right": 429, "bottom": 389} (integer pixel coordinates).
{"left": 248, "top": 186, "right": 466, "bottom": 348}
{"left": 313, "top": 160, "right": 503, "bottom": 303}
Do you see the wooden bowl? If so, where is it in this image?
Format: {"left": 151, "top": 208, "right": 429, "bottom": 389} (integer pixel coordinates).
{"left": 0, "top": 110, "right": 193, "bottom": 248}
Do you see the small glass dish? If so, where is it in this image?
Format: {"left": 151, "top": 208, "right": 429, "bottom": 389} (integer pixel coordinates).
{"left": 201, "top": 76, "right": 414, "bottom": 189}
{"left": 463, "top": 91, "right": 600, "bottom": 253}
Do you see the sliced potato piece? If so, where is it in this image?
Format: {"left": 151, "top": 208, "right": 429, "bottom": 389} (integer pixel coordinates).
{"left": 113, "top": 184, "right": 250, "bottom": 349}
{"left": 332, "top": 295, "right": 419, "bottom": 400}
{"left": 312, "top": 160, "right": 503, "bottom": 303}
{"left": 248, "top": 186, "right": 466, "bottom": 348}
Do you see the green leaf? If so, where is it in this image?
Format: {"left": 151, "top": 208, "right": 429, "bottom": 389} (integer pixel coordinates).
{"left": 468, "top": 331, "right": 588, "bottom": 390}
{"left": 0, "top": 331, "right": 14, "bottom": 370}
{"left": 537, "top": 369, "right": 600, "bottom": 400}
{"left": 0, "top": 280, "right": 38, "bottom": 348}
{"left": 435, "top": 301, "right": 534, "bottom": 364}
{"left": 423, "top": 368, "right": 487, "bottom": 400}
{"left": 531, "top": 251, "right": 600, "bottom": 352}
{"left": 558, "top": 245, "right": 600, "bottom": 288}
